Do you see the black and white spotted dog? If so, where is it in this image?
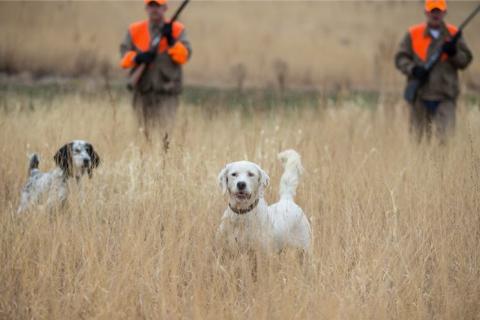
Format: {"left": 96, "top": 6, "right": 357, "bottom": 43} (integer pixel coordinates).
{"left": 17, "top": 140, "right": 100, "bottom": 213}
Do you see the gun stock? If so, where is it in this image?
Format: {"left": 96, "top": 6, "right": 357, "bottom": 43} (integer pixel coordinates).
{"left": 404, "top": 79, "right": 420, "bottom": 104}
{"left": 127, "top": 64, "right": 147, "bottom": 90}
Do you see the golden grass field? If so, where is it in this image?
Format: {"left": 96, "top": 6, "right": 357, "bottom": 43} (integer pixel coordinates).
{"left": 1, "top": 88, "right": 480, "bottom": 319}
{"left": 1, "top": 1, "right": 480, "bottom": 90}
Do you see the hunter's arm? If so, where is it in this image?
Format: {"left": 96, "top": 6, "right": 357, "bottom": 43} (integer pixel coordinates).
{"left": 450, "top": 35, "right": 473, "bottom": 70}
{"left": 120, "top": 31, "right": 137, "bottom": 69}
{"left": 177, "top": 30, "right": 192, "bottom": 59}
{"left": 395, "top": 32, "right": 416, "bottom": 76}
{"left": 167, "top": 25, "right": 192, "bottom": 65}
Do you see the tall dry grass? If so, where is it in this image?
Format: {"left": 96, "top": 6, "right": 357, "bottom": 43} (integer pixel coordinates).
{"left": 1, "top": 1, "right": 480, "bottom": 90}
{"left": 1, "top": 89, "right": 480, "bottom": 319}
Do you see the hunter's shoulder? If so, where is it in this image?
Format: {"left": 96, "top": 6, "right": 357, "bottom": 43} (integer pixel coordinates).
{"left": 169, "top": 20, "right": 186, "bottom": 30}
{"left": 169, "top": 20, "right": 187, "bottom": 38}
{"left": 128, "top": 20, "right": 149, "bottom": 30}
{"left": 445, "top": 23, "right": 458, "bottom": 34}
{"left": 407, "top": 22, "right": 427, "bottom": 33}
{"left": 396, "top": 30, "right": 412, "bottom": 48}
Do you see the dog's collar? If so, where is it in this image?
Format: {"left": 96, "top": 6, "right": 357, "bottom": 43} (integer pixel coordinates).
{"left": 229, "top": 199, "right": 259, "bottom": 215}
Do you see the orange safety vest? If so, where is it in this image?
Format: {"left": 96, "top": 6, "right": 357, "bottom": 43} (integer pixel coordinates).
{"left": 120, "top": 20, "right": 184, "bottom": 69}
{"left": 408, "top": 23, "right": 457, "bottom": 63}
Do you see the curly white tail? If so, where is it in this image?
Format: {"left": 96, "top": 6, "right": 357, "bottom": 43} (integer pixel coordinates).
{"left": 278, "top": 149, "right": 303, "bottom": 201}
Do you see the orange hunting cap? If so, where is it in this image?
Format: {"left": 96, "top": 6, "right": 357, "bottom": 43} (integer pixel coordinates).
{"left": 144, "top": 0, "right": 167, "bottom": 5}
{"left": 425, "top": 0, "right": 447, "bottom": 12}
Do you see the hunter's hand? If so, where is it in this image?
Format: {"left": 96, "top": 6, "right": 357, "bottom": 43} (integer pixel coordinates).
{"left": 442, "top": 34, "right": 460, "bottom": 57}
{"left": 168, "top": 42, "right": 189, "bottom": 65}
{"left": 412, "top": 65, "right": 428, "bottom": 80}
{"left": 134, "top": 51, "right": 155, "bottom": 64}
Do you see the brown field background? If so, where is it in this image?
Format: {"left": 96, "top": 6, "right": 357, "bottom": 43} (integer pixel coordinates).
{"left": 1, "top": 1, "right": 480, "bottom": 90}
{"left": 1, "top": 91, "right": 480, "bottom": 318}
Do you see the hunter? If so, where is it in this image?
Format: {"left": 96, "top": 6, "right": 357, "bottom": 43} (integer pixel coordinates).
{"left": 395, "top": 0, "right": 472, "bottom": 143}
{"left": 120, "top": 0, "right": 191, "bottom": 142}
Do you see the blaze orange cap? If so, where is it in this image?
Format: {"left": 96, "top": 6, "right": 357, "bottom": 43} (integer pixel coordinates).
{"left": 144, "top": 0, "right": 167, "bottom": 5}
{"left": 425, "top": 0, "right": 447, "bottom": 12}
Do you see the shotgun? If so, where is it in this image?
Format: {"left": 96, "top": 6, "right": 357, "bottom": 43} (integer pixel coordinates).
{"left": 404, "top": 4, "right": 480, "bottom": 104}
{"left": 128, "top": 0, "right": 190, "bottom": 90}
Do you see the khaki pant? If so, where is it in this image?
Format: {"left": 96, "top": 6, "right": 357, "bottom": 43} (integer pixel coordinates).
{"left": 133, "top": 91, "right": 179, "bottom": 140}
{"left": 410, "top": 99, "right": 456, "bottom": 143}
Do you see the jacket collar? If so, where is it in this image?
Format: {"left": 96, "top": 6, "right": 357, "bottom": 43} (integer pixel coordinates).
{"left": 149, "top": 20, "right": 165, "bottom": 34}
{"left": 423, "top": 21, "right": 452, "bottom": 40}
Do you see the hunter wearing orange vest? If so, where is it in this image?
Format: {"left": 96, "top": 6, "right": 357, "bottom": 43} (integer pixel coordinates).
{"left": 395, "top": 0, "right": 472, "bottom": 143}
{"left": 120, "top": 0, "right": 191, "bottom": 142}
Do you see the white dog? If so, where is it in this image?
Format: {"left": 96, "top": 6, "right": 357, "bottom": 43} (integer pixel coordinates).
{"left": 217, "top": 149, "right": 311, "bottom": 253}
{"left": 17, "top": 140, "right": 100, "bottom": 213}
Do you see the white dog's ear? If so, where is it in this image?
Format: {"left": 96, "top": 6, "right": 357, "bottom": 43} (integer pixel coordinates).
{"left": 217, "top": 164, "right": 230, "bottom": 194}
{"left": 257, "top": 166, "right": 270, "bottom": 196}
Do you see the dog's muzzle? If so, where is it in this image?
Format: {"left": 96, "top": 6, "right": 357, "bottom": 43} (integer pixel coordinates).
{"left": 83, "top": 159, "right": 91, "bottom": 167}
{"left": 233, "top": 191, "right": 251, "bottom": 200}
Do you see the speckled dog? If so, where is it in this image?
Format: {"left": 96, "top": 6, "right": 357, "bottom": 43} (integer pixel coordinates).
{"left": 17, "top": 140, "right": 100, "bottom": 213}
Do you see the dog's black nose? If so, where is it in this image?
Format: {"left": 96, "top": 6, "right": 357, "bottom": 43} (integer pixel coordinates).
{"left": 237, "top": 181, "right": 246, "bottom": 190}
{"left": 83, "top": 159, "right": 90, "bottom": 166}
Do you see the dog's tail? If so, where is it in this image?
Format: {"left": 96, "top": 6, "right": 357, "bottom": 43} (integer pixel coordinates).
{"left": 27, "top": 153, "right": 39, "bottom": 176}
{"left": 278, "top": 149, "right": 303, "bottom": 201}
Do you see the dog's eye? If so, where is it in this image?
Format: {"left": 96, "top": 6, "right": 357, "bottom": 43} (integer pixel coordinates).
{"left": 248, "top": 172, "right": 255, "bottom": 177}
{"left": 231, "top": 172, "right": 237, "bottom": 177}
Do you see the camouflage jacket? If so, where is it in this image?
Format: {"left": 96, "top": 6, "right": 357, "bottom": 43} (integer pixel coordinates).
{"left": 395, "top": 21, "right": 472, "bottom": 101}
{"left": 120, "top": 20, "right": 192, "bottom": 95}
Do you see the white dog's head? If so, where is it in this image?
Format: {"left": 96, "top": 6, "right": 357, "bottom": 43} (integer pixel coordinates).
{"left": 218, "top": 161, "right": 270, "bottom": 208}
{"left": 54, "top": 140, "right": 100, "bottom": 179}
